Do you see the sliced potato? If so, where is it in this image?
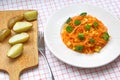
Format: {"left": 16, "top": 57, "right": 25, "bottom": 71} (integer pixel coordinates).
{"left": 7, "top": 15, "right": 24, "bottom": 29}
{"left": 23, "top": 10, "right": 38, "bottom": 21}
{"left": 7, "top": 43, "right": 23, "bottom": 58}
{"left": 13, "top": 22, "right": 32, "bottom": 33}
{"left": 9, "top": 33, "right": 29, "bottom": 45}
{"left": 0, "top": 28, "right": 11, "bottom": 42}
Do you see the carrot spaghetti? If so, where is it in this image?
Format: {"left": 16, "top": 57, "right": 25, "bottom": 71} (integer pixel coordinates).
{"left": 61, "top": 12, "right": 110, "bottom": 54}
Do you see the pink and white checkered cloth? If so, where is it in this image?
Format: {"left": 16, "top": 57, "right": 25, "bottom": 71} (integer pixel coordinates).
{"left": 0, "top": 0, "right": 120, "bottom": 80}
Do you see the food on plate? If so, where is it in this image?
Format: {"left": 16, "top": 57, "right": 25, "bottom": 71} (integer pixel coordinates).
{"left": 7, "top": 15, "right": 24, "bottom": 29}
{"left": 9, "top": 33, "right": 29, "bottom": 45}
{"left": 13, "top": 22, "right": 33, "bottom": 33}
{"left": 23, "top": 10, "right": 38, "bottom": 21}
{"left": 0, "top": 28, "right": 11, "bottom": 42}
{"left": 61, "top": 12, "right": 110, "bottom": 54}
{"left": 7, "top": 43, "right": 23, "bottom": 58}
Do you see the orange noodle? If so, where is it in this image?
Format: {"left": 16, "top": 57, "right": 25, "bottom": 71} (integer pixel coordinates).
{"left": 61, "top": 12, "right": 110, "bottom": 54}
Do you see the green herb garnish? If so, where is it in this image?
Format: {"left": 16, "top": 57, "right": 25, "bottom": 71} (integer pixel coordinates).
{"left": 74, "top": 20, "right": 81, "bottom": 26}
{"left": 75, "top": 45, "right": 84, "bottom": 52}
{"left": 66, "top": 25, "right": 73, "bottom": 33}
{"left": 80, "top": 12, "right": 87, "bottom": 16}
{"left": 66, "top": 17, "right": 71, "bottom": 23}
{"left": 93, "top": 22, "right": 99, "bottom": 29}
{"left": 78, "top": 33, "right": 85, "bottom": 40}
{"left": 89, "top": 38, "right": 95, "bottom": 43}
{"left": 102, "top": 32, "right": 110, "bottom": 41}
{"left": 85, "top": 24, "right": 91, "bottom": 31}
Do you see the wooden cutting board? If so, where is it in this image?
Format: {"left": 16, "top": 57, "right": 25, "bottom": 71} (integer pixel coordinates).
{"left": 0, "top": 10, "right": 38, "bottom": 80}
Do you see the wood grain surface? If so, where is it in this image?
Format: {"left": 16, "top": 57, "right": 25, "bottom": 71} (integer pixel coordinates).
{"left": 0, "top": 10, "right": 38, "bottom": 80}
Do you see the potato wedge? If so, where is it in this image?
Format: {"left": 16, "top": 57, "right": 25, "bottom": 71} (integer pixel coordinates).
{"left": 23, "top": 10, "right": 38, "bottom": 21}
{"left": 9, "top": 33, "right": 29, "bottom": 45}
{"left": 7, "top": 43, "right": 23, "bottom": 58}
{"left": 8, "top": 15, "right": 24, "bottom": 29}
{"left": 13, "top": 22, "right": 32, "bottom": 33}
{"left": 0, "top": 28, "right": 11, "bottom": 42}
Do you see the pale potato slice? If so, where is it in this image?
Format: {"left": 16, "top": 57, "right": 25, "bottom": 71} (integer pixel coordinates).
{"left": 23, "top": 10, "right": 38, "bottom": 21}
{"left": 0, "top": 28, "right": 11, "bottom": 42}
{"left": 7, "top": 15, "right": 24, "bottom": 29}
{"left": 9, "top": 33, "right": 29, "bottom": 45}
{"left": 7, "top": 43, "right": 23, "bottom": 58}
{"left": 13, "top": 22, "right": 32, "bottom": 33}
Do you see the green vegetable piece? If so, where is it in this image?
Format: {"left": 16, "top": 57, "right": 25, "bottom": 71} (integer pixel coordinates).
{"left": 66, "top": 17, "right": 71, "bottom": 23}
{"left": 89, "top": 38, "right": 95, "bottom": 43}
{"left": 66, "top": 25, "right": 73, "bottom": 33}
{"left": 85, "top": 24, "right": 91, "bottom": 31}
{"left": 80, "top": 12, "right": 87, "bottom": 16}
{"left": 102, "top": 32, "right": 110, "bottom": 41}
{"left": 75, "top": 45, "right": 84, "bottom": 52}
{"left": 93, "top": 22, "right": 99, "bottom": 28}
{"left": 74, "top": 20, "right": 81, "bottom": 26}
{"left": 78, "top": 33, "right": 85, "bottom": 40}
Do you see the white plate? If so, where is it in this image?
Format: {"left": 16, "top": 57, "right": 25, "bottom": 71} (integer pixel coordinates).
{"left": 44, "top": 4, "right": 120, "bottom": 68}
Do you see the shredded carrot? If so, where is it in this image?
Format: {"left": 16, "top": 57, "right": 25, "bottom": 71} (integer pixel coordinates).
{"left": 61, "top": 13, "right": 110, "bottom": 54}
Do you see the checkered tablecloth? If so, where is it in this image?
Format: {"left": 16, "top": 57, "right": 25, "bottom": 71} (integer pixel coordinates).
{"left": 0, "top": 0, "right": 120, "bottom": 80}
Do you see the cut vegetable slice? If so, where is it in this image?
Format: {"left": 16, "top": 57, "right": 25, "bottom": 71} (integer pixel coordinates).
{"left": 7, "top": 43, "right": 23, "bottom": 58}
{"left": 23, "top": 10, "right": 38, "bottom": 21}
{"left": 13, "top": 22, "right": 32, "bottom": 33}
{"left": 7, "top": 15, "right": 24, "bottom": 29}
{"left": 0, "top": 28, "right": 11, "bottom": 42}
{"left": 9, "top": 33, "right": 29, "bottom": 45}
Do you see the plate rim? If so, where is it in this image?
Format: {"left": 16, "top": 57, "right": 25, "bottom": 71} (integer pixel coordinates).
{"left": 44, "top": 4, "right": 120, "bottom": 68}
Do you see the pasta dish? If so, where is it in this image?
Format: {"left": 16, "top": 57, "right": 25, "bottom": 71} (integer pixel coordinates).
{"left": 61, "top": 12, "right": 110, "bottom": 54}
